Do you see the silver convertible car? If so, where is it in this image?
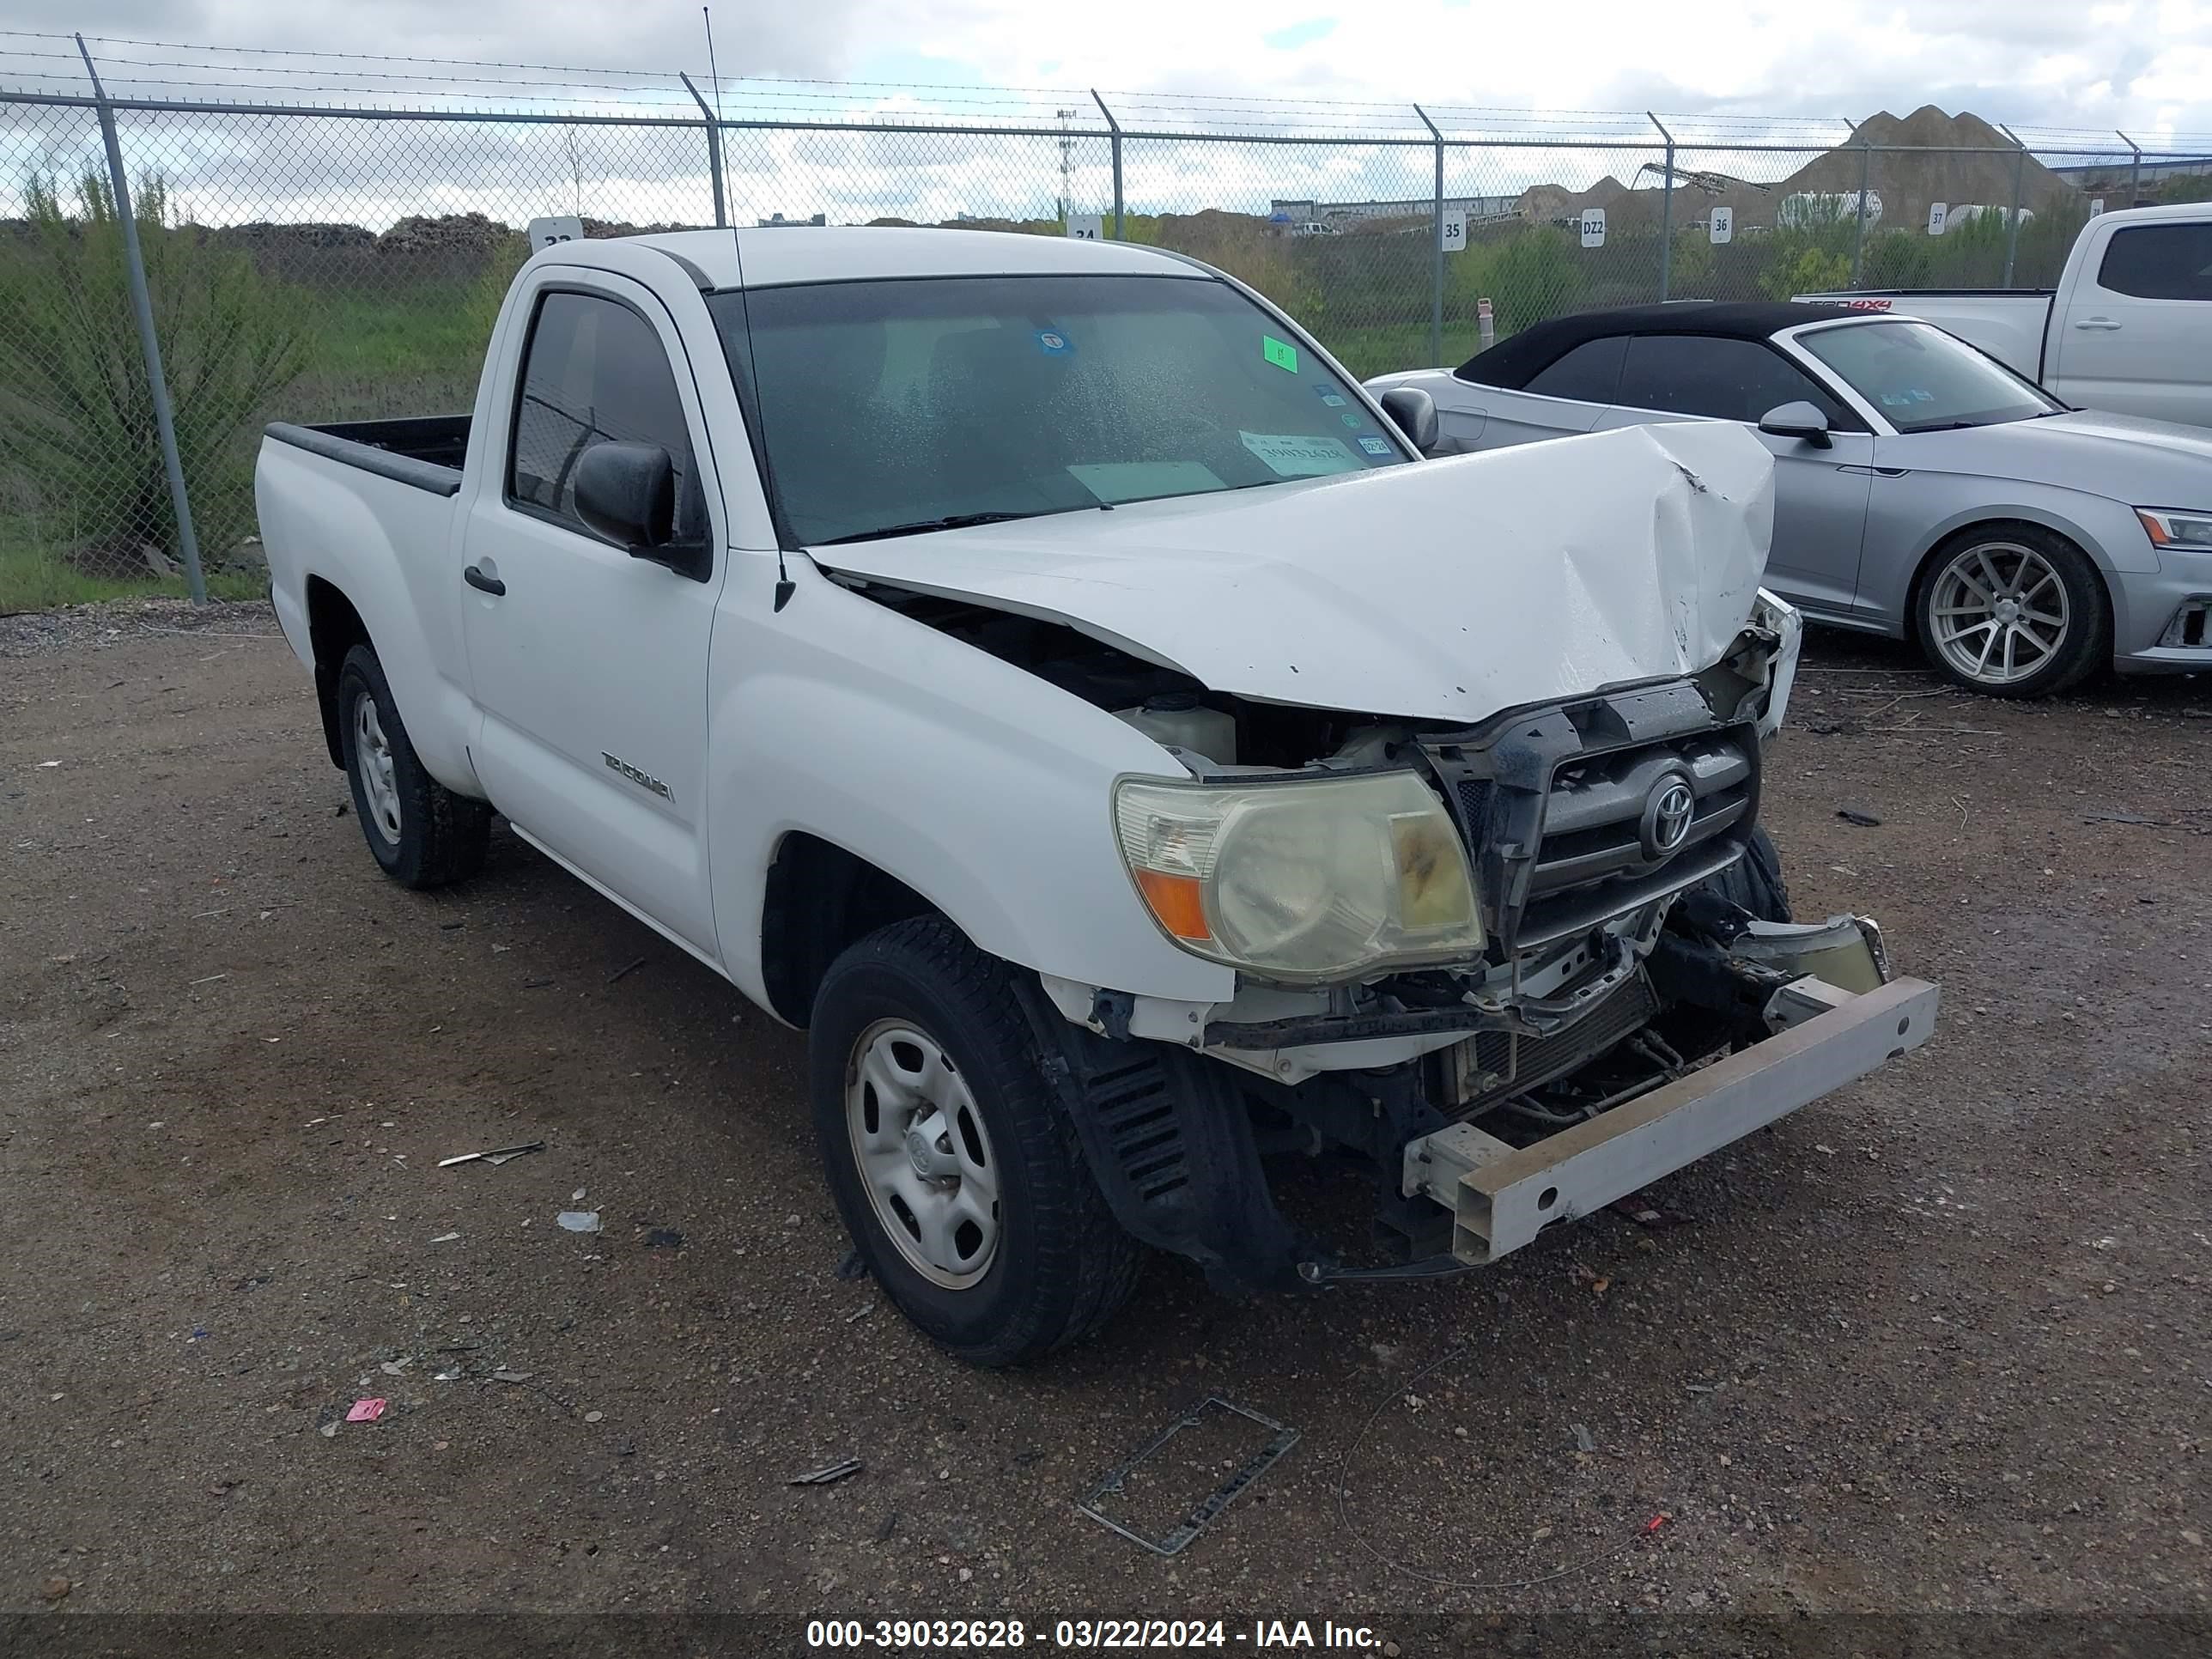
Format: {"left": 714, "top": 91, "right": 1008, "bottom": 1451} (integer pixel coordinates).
{"left": 1370, "top": 301, "right": 2212, "bottom": 696}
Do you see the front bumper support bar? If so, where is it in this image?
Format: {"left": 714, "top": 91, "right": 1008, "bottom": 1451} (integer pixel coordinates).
{"left": 1401, "top": 974, "right": 1939, "bottom": 1263}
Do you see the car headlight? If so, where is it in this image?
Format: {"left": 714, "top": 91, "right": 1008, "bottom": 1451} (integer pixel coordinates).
{"left": 1113, "top": 771, "right": 1484, "bottom": 983}
{"left": 2137, "top": 507, "right": 2212, "bottom": 550}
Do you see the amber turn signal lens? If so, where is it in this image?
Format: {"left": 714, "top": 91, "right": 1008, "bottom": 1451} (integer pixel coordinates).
{"left": 1133, "top": 867, "right": 1211, "bottom": 940}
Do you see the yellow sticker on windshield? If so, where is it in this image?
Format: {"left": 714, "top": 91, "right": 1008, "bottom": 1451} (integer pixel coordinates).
{"left": 1262, "top": 336, "right": 1299, "bottom": 374}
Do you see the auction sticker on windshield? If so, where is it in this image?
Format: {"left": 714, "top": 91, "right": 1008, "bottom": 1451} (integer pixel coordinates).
{"left": 1261, "top": 335, "right": 1299, "bottom": 373}
{"left": 1240, "top": 431, "right": 1359, "bottom": 476}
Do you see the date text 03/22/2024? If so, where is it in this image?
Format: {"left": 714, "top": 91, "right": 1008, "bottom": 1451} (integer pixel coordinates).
{"left": 805, "top": 1619, "right": 1400, "bottom": 1650}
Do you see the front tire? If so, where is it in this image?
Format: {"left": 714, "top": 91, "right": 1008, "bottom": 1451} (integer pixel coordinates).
{"left": 335, "top": 644, "right": 490, "bottom": 890}
{"left": 809, "top": 917, "right": 1141, "bottom": 1368}
{"left": 1912, "top": 526, "right": 2107, "bottom": 698}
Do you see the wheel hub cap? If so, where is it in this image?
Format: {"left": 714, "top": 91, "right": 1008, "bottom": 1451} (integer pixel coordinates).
{"left": 846, "top": 1021, "right": 1001, "bottom": 1289}
{"left": 353, "top": 696, "right": 403, "bottom": 846}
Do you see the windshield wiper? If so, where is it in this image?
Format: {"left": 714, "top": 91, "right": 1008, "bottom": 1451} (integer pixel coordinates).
{"left": 814, "top": 503, "right": 1113, "bottom": 545}
{"left": 815, "top": 511, "right": 1037, "bottom": 544}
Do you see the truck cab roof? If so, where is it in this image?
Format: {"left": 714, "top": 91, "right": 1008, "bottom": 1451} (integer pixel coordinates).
{"left": 527, "top": 225, "right": 1195, "bottom": 292}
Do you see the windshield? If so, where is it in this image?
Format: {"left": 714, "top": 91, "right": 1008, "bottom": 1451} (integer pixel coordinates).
{"left": 1795, "top": 319, "right": 2062, "bottom": 433}
{"left": 708, "top": 273, "right": 1406, "bottom": 546}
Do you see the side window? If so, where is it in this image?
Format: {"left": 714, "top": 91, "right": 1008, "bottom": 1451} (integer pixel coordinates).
{"left": 507, "top": 290, "right": 702, "bottom": 538}
{"left": 1522, "top": 335, "right": 1627, "bottom": 403}
{"left": 2094, "top": 224, "right": 2212, "bottom": 302}
{"left": 1616, "top": 335, "right": 1854, "bottom": 427}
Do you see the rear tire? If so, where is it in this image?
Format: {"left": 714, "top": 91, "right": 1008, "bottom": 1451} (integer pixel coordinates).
{"left": 336, "top": 644, "right": 490, "bottom": 890}
{"left": 1911, "top": 525, "right": 2107, "bottom": 698}
{"left": 809, "top": 916, "right": 1142, "bottom": 1368}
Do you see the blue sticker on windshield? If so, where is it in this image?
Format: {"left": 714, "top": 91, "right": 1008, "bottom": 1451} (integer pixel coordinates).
{"left": 1036, "top": 328, "right": 1073, "bottom": 356}
{"left": 1357, "top": 435, "right": 1393, "bottom": 456}
{"left": 1317, "top": 389, "right": 1347, "bottom": 406}
{"left": 1340, "top": 411, "right": 1362, "bottom": 428}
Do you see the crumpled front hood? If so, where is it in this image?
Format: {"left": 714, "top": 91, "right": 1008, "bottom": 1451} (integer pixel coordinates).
{"left": 811, "top": 422, "right": 1776, "bottom": 724}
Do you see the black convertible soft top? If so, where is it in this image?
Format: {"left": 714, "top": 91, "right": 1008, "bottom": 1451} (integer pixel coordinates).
{"left": 1455, "top": 301, "right": 1863, "bottom": 388}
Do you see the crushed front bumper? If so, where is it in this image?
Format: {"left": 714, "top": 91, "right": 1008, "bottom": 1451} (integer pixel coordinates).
{"left": 1401, "top": 972, "right": 1939, "bottom": 1263}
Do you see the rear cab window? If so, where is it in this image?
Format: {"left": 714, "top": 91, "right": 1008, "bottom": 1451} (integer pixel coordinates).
{"left": 2094, "top": 222, "right": 2212, "bottom": 302}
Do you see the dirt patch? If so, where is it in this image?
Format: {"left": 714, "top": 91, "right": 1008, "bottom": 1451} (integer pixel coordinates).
{"left": 1, "top": 607, "right": 2208, "bottom": 1631}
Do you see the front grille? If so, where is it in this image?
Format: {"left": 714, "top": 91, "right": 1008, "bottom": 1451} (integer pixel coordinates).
{"left": 1423, "top": 680, "right": 1760, "bottom": 953}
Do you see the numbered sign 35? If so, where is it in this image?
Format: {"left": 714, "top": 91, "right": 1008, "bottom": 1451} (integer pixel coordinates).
{"left": 1440, "top": 208, "right": 1467, "bottom": 253}
{"left": 1580, "top": 208, "right": 1606, "bottom": 249}
{"left": 1066, "top": 214, "right": 1103, "bottom": 241}
{"left": 526, "top": 215, "right": 584, "bottom": 251}
{"left": 1707, "top": 205, "right": 1733, "bottom": 246}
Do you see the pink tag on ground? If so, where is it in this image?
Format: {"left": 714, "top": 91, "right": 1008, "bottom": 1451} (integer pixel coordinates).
{"left": 346, "top": 1398, "right": 387, "bottom": 1423}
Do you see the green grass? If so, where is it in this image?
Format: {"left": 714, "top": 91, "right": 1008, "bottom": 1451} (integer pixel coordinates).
{"left": 0, "top": 544, "right": 265, "bottom": 614}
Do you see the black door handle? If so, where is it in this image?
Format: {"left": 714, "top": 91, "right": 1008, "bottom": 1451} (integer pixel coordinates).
{"left": 464, "top": 564, "right": 506, "bottom": 597}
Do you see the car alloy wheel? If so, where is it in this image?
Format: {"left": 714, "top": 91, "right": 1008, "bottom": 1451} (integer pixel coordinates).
{"left": 1927, "top": 539, "right": 2071, "bottom": 688}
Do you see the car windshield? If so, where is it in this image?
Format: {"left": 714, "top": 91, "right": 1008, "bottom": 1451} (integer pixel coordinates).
{"left": 706, "top": 273, "right": 1405, "bottom": 546}
{"left": 1795, "top": 319, "right": 2062, "bottom": 432}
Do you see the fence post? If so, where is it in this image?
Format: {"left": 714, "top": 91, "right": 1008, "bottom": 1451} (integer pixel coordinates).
{"left": 73, "top": 35, "right": 204, "bottom": 604}
{"left": 679, "top": 74, "right": 727, "bottom": 228}
{"left": 2118, "top": 129, "right": 2141, "bottom": 207}
{"left": 1414, "top": 105, "right": 1443, "bottom": 367}
{"left": 1091, "top": 90, "right": 1122, "bottom": 238}
{"left": 2001, "top": 125, "right": 2026, "bottom": 288}
{"left": 1849, "top": 140, "right": 1871, "bottom": 285}
{"left": 1650, "top": 112, "right": 1675, "bottom": 301}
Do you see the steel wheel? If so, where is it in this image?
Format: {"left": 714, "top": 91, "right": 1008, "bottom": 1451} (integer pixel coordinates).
{"left": 846, "top": 1018, "right": 1001, "bottom": 1290}
{"left": 1927, "top": 540, "right": 2071, "bottom": 688}
{"left": 351, "top": 692, "right": 403, "bottom": 845}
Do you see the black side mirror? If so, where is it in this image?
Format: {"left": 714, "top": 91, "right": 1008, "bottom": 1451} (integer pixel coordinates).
{"left": 1757, "top": 400, "right": 1832, "bottom": 449}
{"left": 574, "top": 442, "right": 708, "bottom": 578}
{"left": 1377, "top": 386, "right": 1439, "bottom": 453}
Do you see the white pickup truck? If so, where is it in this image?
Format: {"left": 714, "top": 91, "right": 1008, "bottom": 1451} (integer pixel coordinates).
{"left": 257, "top": 228, "right": 1936, "bottom": 1365}
{"left": 1802, "top": 202, "right": 2212, "bottom": 428}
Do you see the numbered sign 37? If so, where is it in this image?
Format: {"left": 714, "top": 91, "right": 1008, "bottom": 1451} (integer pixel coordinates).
{"left": 1707, "top": 205, "right": 1733, "bottom": 246}
{"left": 1440, "top": 208, "right": 1468, "bottom": 253}
{"left": 526, "top": 215, "right": 584, "bottom": 251}
{"left": 1926, "top": 202, "right": 1948, "bottom": 237}
{"left": 1065, "top": 214, "right": 1103, "bottom": 241}
{"left": 1580, "top": 207, "right": 1606, "bottom": 249}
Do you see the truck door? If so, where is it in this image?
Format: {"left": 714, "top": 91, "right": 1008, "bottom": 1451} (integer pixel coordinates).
{"left": 2045, "top": 217, "right": 2212, "bottom": 427}
{"left": 456, "top": 271, "right": 732, "bottom": 959}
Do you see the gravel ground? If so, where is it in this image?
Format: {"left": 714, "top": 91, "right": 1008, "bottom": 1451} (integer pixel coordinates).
{"left": 3, "top": 601, "right": 2209, "bottom": 1646}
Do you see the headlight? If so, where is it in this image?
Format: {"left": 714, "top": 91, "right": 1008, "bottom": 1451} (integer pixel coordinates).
{"left": 2137, "top": 507, "right": 2212, "bottom": 550}
{"left": 1751, "top": 586, "right": 1802, "bottom": 738}
{"left": 1113, "top": 771, "right": 1484, "bottom": 983}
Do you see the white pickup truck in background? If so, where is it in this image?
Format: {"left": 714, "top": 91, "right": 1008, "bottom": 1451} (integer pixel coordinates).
{"left": 1801, "top": 202, "right": 2212, "bottom": 428}
{"left": 256, "top": 227, "right": 1936, "bottom": 1366}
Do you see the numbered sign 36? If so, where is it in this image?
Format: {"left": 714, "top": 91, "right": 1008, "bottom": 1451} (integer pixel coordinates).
{"left": 1440, "top": 207, "right": 1467, "bottom": 253}
{"left": 526, "top": 215, "right": 584, "bottom": 251}
{"left": 1707, "top": 205, "right": 1733, "bottom": 246}
{"left": 1580, "top": 208, "right": 1606, "bottom": 249}
{"left": 1066, "top": 214, "right": 1103, "bottom": 241}
{"left": 1926, "top": 202, "right": 1948, "bottom": 237}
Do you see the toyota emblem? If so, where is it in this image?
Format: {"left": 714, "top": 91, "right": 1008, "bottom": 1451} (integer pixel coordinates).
{"left": 1639, "top": 773, "right": 1696, "bottom": 860}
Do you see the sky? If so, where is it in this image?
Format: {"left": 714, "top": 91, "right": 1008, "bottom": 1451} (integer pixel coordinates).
{"left": 2, "top": 2, "right": 2207, "bottom": 229}
{"left": 4, "top": 0, "right": 2203, "bottom": 141}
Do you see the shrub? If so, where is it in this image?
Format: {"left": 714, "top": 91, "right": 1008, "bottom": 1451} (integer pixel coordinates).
{"left": 0, "top": 171, "right": 308, "bottom": 575}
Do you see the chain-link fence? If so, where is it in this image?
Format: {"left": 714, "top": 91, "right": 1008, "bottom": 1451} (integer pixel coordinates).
{"left": 3, "top": 44, "right": 2209, "bottom": 606}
